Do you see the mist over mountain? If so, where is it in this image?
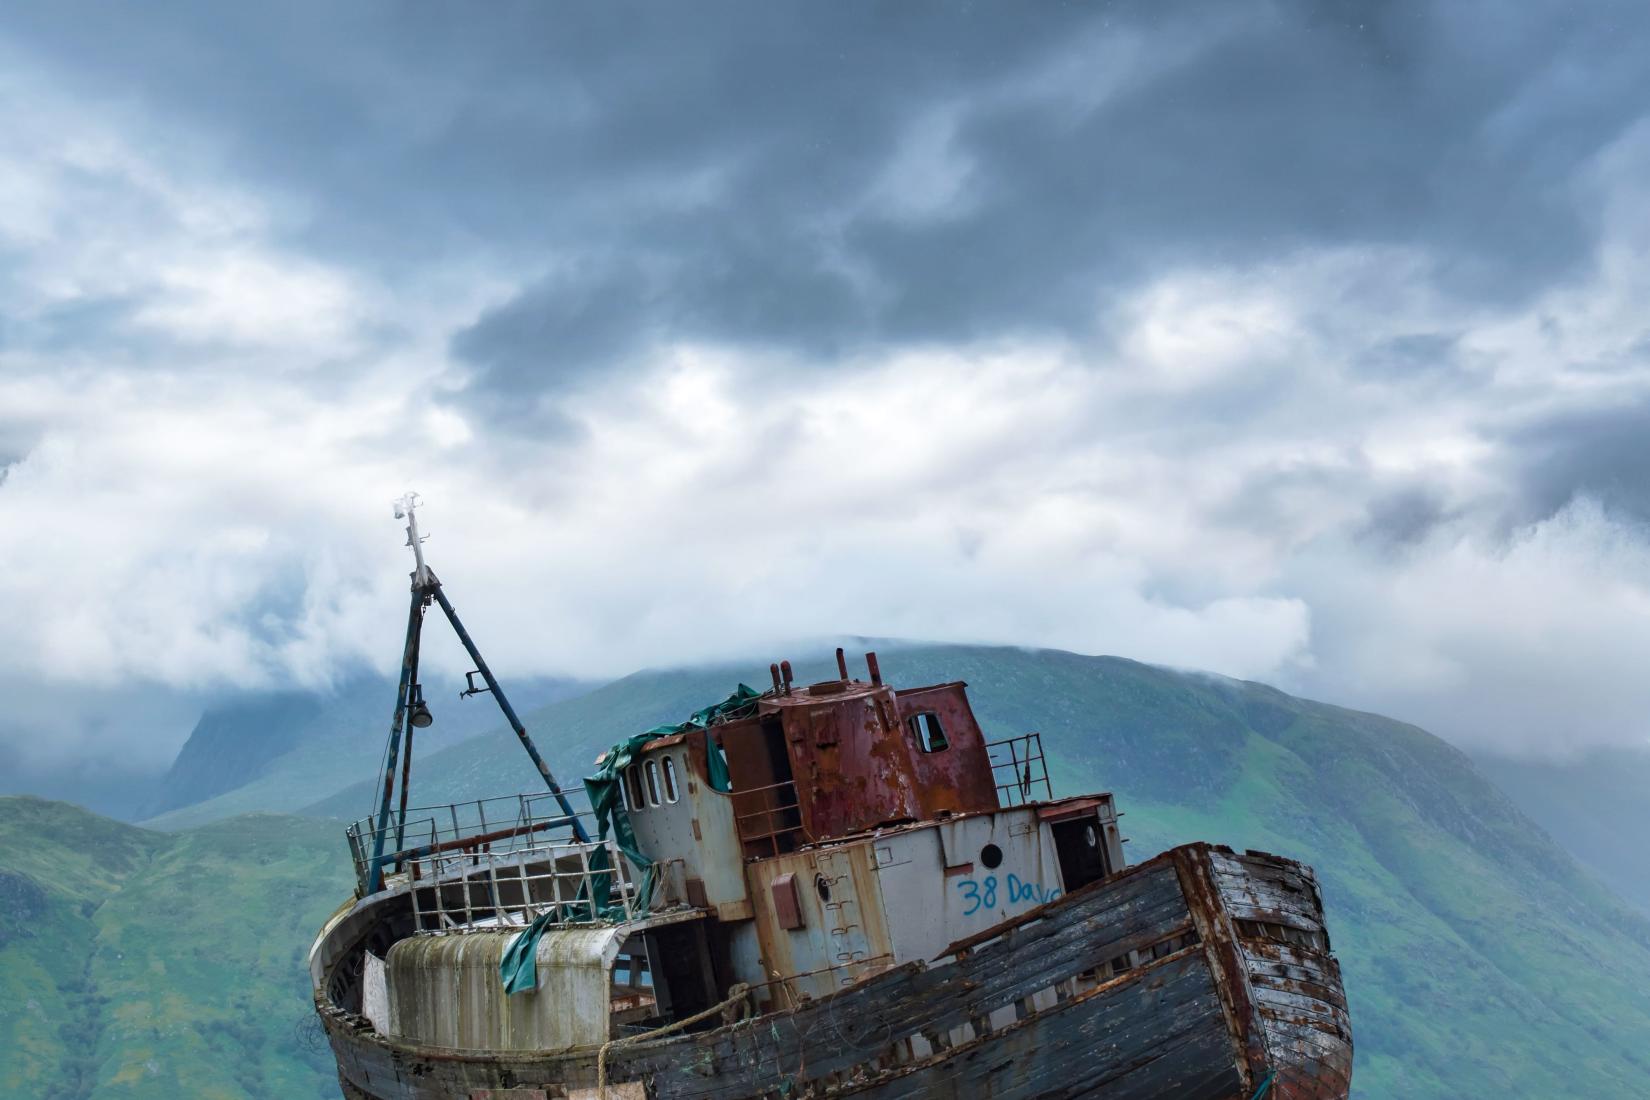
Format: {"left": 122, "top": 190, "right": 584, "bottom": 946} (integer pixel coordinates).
{"left": 142, "top": 673, "right": 593, "bottom": 830}
{"left": 1474, "top": 745, "right": 1650, "bottom": 916}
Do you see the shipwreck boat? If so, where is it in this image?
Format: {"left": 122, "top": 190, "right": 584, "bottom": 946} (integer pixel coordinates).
{"left": 310, "top": 501, "right": 1352, "bottom": 1099}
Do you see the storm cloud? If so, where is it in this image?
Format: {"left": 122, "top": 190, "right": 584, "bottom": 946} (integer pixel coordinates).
{"left": 3, "top": 0, "right": 1650, "bottom": 775}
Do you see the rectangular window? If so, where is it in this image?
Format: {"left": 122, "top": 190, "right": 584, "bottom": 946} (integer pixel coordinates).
{"left": 908, "top": 712, "right": 949, "bottom": 753}
{"left": 662, "top": 756, "right": 680, "bottom": 803}
{"left": 644, "top": 760, "right": 662, "bottom": 806}
{"left": 625, "top": 765, "right": 647, "bottom": 811}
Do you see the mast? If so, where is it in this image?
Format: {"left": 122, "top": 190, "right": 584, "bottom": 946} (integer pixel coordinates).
{"left": 364, "top": 495, "right": 588, "bottom": 894}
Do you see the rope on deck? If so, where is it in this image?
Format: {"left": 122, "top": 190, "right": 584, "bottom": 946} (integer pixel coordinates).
{"left": 598, "top": 982, "right": 752, "bottom": 1098}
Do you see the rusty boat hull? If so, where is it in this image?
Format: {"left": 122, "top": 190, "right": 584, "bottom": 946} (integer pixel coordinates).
{"left": 316, "top": 842, "right": 1351, "bottom": 1100}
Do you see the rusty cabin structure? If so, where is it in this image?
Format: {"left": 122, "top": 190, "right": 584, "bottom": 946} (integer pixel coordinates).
{"left": 310, "top": 506, "right": 1353, "bottom": 1099}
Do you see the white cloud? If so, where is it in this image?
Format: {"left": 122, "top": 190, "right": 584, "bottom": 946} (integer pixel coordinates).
{"left": 1290, "top": 499, "right": 1650, "bottom": 757}
{"left": 3, "top": 23, "right": 1650, "bottom": 776}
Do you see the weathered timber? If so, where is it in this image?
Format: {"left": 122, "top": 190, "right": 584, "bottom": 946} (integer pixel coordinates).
{"left": 324, "top": 857, "right": 1195, "bottom": 1099}
{"left": 629, "top": 862, "right": 1193, "bottom": 1098}
{"left": 1172, "top": 847, "right": 1269, "bottom": 1094}
{"left": 319, "top": 845, "right": 1352, "bottom": 1100}
{"left": 840, "top": 949, "right": 1241, "bottom": 1100}
{"left": 1209, "top": 851, "right": 1328, "bottom": 936}
{"left": 1214, "top": 851, "right": 1351, "bottom": 1100}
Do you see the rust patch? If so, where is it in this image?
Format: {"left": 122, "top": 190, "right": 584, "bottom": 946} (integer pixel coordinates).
{"left": 772, "top": 872, "right": 804, "bottom": 930}
{"left": 1037, "top": 796, "right": 1106, "bottom": 821}
{"left": 684, "top": 876, "right": 708, "bottom": 909}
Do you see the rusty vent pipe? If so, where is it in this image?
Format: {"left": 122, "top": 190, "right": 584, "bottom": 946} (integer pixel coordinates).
{"left": 836, "top": 647, "right": 849, "bottom": 680}
{"left": 780, "top": 660, "right": 794, "bottom": 695}
{"left": 866, "top": 651, "right": 882, "bottom": 686}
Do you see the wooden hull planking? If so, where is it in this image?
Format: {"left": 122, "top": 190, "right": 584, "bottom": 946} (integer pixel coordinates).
{"left": 318, "top": 843, "right": 1351, "bottom": 1099}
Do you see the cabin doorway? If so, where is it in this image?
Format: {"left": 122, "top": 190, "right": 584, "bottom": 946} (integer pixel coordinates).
{"left": 725, "top": 715, "right": 805, "bottom": 857}
{"left": 1051, "top": 815, "right": 1111, "bottom": 894}
{"left": 611, "top": 921, "right": 718, "bottom": 1036}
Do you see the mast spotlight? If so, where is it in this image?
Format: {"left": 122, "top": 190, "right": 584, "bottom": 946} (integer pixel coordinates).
{"left": 407, "top": 683, "right": 433, "bottom": 728}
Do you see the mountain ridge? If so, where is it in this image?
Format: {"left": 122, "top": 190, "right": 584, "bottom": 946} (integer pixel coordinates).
{"left": 142, "top": 673, "right": 594, "bottom": 830}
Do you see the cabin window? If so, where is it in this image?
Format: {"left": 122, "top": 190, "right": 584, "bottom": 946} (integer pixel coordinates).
{"left": 625, "top": 765, "right": 647, "bottom": 812}
{"left": 644, "top": 760, "right": 662, "bottom": 806}
{"left": 662, "top": 756, "right": 680, "bottom": 803}
{"left": 908, "top": 711, "right": 949, "bottom": 753}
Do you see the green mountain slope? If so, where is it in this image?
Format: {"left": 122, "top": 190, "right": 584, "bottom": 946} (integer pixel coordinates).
{"left": 311, "top": 644, "right": 1650, "bottom": 1100}
{"left": 0, "top": 797, "right": 352, "bottom": 1100}
{"left": 1474, "top": 746, "right": 1650, "bottom": 916}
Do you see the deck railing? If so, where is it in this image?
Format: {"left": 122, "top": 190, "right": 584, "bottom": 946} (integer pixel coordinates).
{"left": 345, "top": 790, "right": 598, "bottom": 896}
{"left": 403, "top": 835, "right": 646, "bottom": 933}
{"left": 986, "top": 732, "right": 1053, "bottom": 806}
{"left": 733, "top": 779, "right": 810, "bottom": 857}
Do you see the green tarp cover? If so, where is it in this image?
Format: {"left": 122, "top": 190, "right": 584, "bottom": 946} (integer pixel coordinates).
{"left": 499, "top": 684, "right": 762, "bottom": 994}
{"left": 583, "top": 729, "right": 662, "bottom": 915}
{"left": 499, "top": 909, "right": 556, "bottom": 994}
{"left": 644, "top": 683, "right": 760, "bottom": 793}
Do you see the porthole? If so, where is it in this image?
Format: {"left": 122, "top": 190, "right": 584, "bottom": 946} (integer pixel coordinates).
{"left": 816, "top": 874, "right": 832, "bottom": 903}
{"left": 980, "top": 843, "right": 1004, "bottom": 870}
{"left": 1084, "top": 824, "right": 1099, "bottom": 849}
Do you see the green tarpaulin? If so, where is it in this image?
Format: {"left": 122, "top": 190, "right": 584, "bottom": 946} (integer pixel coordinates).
{"left": 645, "top": 683, "right": 759, "bottom": 793}
{"left": 499, "top": 910, "right": 557, "bottom": 994}
{"left": 583, "top": 729, "right": 662, "bottom": 915}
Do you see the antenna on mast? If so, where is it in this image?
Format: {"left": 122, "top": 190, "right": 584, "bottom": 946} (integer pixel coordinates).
{"left": 363, "top": 494, "right": 590, "bottom": 892}
{"left": 393, "top": 492, "right": 433, "bottom": 589}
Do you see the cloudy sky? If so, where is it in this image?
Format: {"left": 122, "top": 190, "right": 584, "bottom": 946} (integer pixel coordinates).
{"left": 3, "top": 1, "right": 1650, "bottom": 786}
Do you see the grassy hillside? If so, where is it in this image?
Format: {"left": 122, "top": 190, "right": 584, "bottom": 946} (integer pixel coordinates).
{"left": 311, "top": 644, "right": 1650, "bottom": 1100}
{"left": 0, "top": 797, "right": 352, "bottom": 1100}
{"left": 1474, "top": 746, "right": 1650, "bottom": 915}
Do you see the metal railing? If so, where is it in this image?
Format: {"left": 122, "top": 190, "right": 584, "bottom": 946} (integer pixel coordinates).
{"left": 404, "top": 836, "right": 647, "bottom": 933}
{"left": 345, "top": 790, "right": 597, "bottom": 896}
{"left": 733, "top": 779, "right": 809, "bottom": 857}
{"left": 986, "top": 732, "right": 1052, "bottom": 806}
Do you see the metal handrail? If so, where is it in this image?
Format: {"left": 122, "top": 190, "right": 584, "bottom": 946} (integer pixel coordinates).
{"left": 985, "top": 732, "right": 1053, "bottom": 806}
{"left": 346, "top": 789, "right": 596, "bottom": 843}
{"left": 404, "top": 836, "right": 647, "bottom": 933}
{"left": 733, "top": 778, "right": 810, "bottom": 857}
{"left": 344, "top": 789, "right": 599, "bottom": 895}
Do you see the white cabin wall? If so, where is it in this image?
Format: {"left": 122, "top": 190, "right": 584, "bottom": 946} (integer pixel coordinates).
{"left": 737, "top": 840, "right": 900, "bottom": 1007}
{"left": 874, "top": 806, "right": 1069, "bottom": 967}
{"left": 737, "top": 803, "right": 1110, "bottom": 1006}
{"left": 621, "top": 744, "right": 751, "bottom": 921}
